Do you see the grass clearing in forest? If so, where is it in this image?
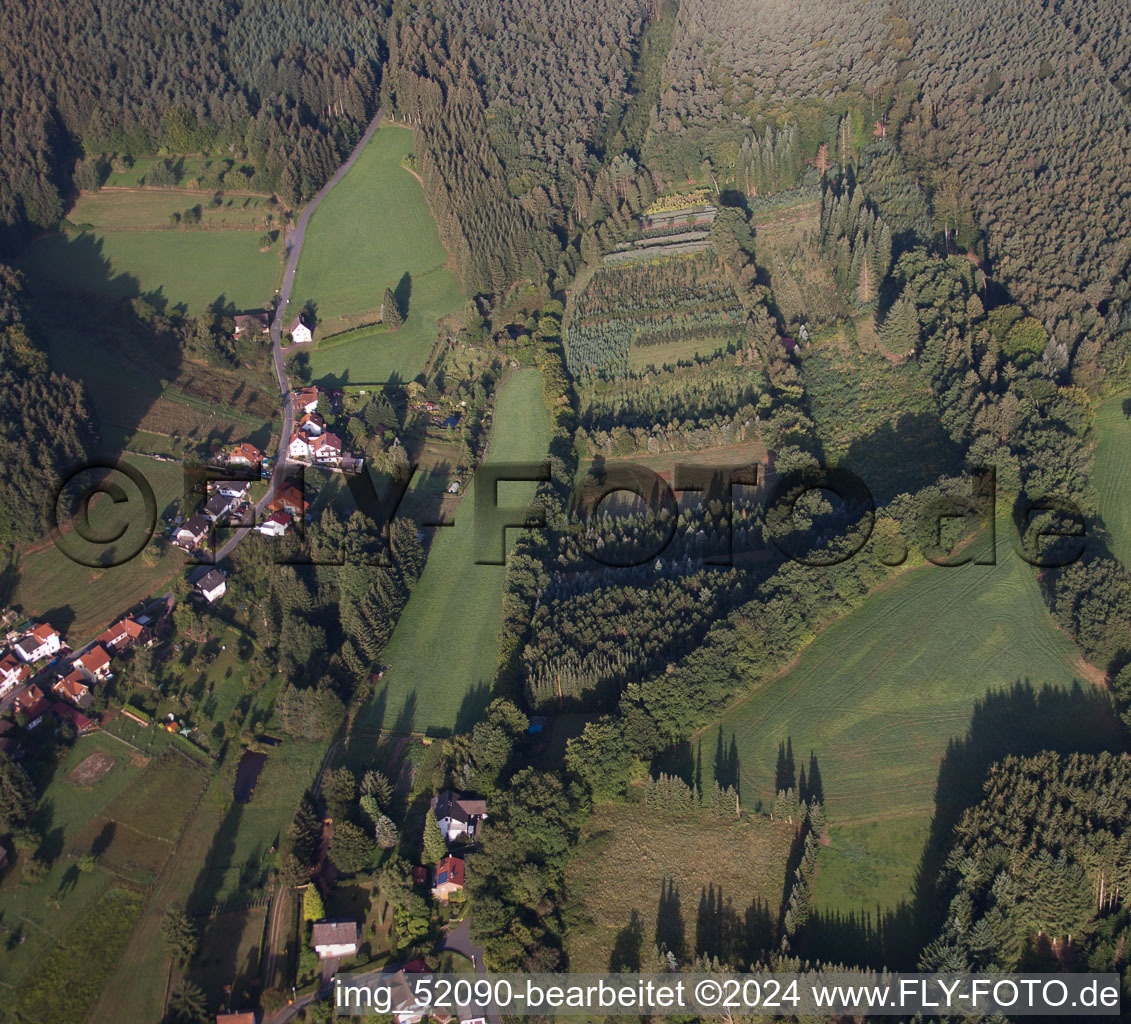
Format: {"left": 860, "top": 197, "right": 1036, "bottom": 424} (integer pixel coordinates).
{"left": 564, "top": 801, "right": 793, "bottom": 972}
{"left": 356, "top": 369, "right": 550, "bottom": 736}
{"left": 20, "top": 225, "right": 282, "bottom": 313}
{"left": 294, "top": 124, "right": 464, "bottom": 386}
{"left": 706, "top": 528, "right": 1114, "bottom": 913}
{"left": 1094, "top": 395, "right": 1131, "bottom": 569}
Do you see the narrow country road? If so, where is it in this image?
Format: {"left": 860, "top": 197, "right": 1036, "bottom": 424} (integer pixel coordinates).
{"left": 215, "top": 108, "right": 385, "bottom": 563}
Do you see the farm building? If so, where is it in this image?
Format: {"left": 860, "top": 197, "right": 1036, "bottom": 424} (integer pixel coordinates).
{"left": 310, "top": 919, "right": 359, "bottom": 959}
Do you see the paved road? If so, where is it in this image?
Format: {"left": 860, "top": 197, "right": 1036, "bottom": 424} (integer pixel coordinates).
{"left": 215, "top": 108, "right": 385, "bottom": 564}
{"left": 440, "top": 920, "right": 502, "bottom": 1024}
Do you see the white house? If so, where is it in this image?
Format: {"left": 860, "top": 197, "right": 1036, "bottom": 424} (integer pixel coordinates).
{"left": 226, "top": 442, "right": 263, "bottom": 467}
{"left": 174, "top": 513, "right": 211, "bottom": 550}
{"left": 298, "top": 412, "right": 325, "bottom": 437}
{"left": 257, "top": 510, "right": 291, "bottom": 537}
{"left": 203, "top": 492, "right": 234, "bottom": 522}
{"left": 215, "top": 479, "right": 251, "bottom": 501}
{"left": 310, "top": 919, "right": 358, "bottom": 959}
{"left": 0, "top": 652, "right": 29, "bottom": 695}
{"left": 14, "top": 623, "right": 62, "bottom": 664}
{"left": 430, "top": 790, "right": 488, "bottom": 842}
{"left": 312, "top": 434, "right": 343, "bottom": 465}
{"left": 288, "top": 432, "right": 314, "bottom": 461}
{"left": 295, "top": 387, "right": 320, "bottom": 415}
{"left": 73, "top": 645, "right": 112, "bottom": 682}
{"left": 194, "top": 568, "right": 227, "bottom": 604}
{"left": 290, "top": 317, "right": 313, "bottom": 345}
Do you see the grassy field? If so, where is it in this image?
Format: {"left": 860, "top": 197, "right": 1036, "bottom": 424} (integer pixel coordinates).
{"left": 1094, "top": 395, "right": 1131, "bottom": 568}
{"left": 295, "top": 124, "right": 464, "bottom": 386}
{"left": 706, "top": 528, "right": 1098, "bottom": 912}
{"left": 20, "top": 226, "right": 282, "bottom": 313}
{"left": 565, "top": 801, "right": 793, "bottom": 972}
{"left": 190, "top": 905, "right": 268, "bottom": 1012}
{"left": 627, "top": 336, "right": 729, "bottom": 371}
{"left": 9, "top": 455, "right": 188, "bottom": 644}
{"left": 89, "top": 738, "right": 326, "bottom": 1023}
{"left": 356, "top": 369, "right": 550, "bottom": 735}
{"left": 70, "top": 190, "right": 276, "bottom": 231}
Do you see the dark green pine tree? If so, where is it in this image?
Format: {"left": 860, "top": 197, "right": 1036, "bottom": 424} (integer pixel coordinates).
{"left": 880, "top": 297, "right": 921, "bottom": 353}
{"left": 382, "top": 285, "right": 403, "bottom": 328}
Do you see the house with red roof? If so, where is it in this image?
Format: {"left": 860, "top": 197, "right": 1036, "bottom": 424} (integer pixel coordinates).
{"left": 295, "top": 386, "right": 319, "bottom": 414}
{"left": 226, "top": 442, "right": 264, "bottom": 467}
{"left": 53, "top": 703, "right": 94, "bottom": 735}
{"left": 53, "top": 670, "right": 92, "bottom": 710}
{"left": 74, "top": 645, "right": 112, "bottom": 682}
{"left": 257, "top": 510, "right": 292, "bottom": 537}
{"left": 0, "top": 652, "right": 30, "bottom": 696}
{"left": 431, "top": 855, "right": 465, "bottom": 902}
{"left": 269, "top": 483, "right": 309, "bottom": 517}
{"left": 97, "top": 618, "right": 150, "bottom": 655}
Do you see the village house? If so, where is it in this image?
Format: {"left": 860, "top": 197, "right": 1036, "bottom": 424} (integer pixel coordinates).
{"left": 53, "top": 703, "right": 94, "bottom": 735}
{"left": 287, "top": 431, "right": 314, "bottom": 461}
{"left": 215, "top": 479, "right": 251, "bottom": 501}
{"left": 203, "top": 492, "right": 235, "bottom": 522}
{"left": 226, "top": 442, "right": 264, "bottom": 468}
{"left": 384, "top": 971, "right": 433, "bottom": 1024}
{"left": 73, "top": 645, "right": 112, "bottom": 682}
{"left": 96, "top": 617, "right": 150, "bottom": 655}
{"left": 269, "top": 483, "right": 309, "bottom": 517}
{"left": 295, "top": 386, "right": 320, "bottom": 415}
{"left": 174, "top": 513, "right": 211, "bottom": 551}
{"left": 194, "top": 568, "right": 227, "bottom": 604}
{"left": 52, "top": 670, "right": 92, "bottom": 710}
{"left": 14, "top": 685, "right": 51, "bottom": 728}
{"left": 233, "top": 311, "right": 270, "bottom": 338}
{"left": 312, "top": 433, "right": 343, "bottom": 466}
{"left": 298, "top": 412, "right": 325, "bottom": 437}
{"left": 430, "top": 790, "right": 488, "bottom": 842}
{"left": 431, "top": 855, "right": 465, "bottom": 902}
{"left": 216, "top": 1012, "right": 259, "bottom": 1024}
{"left": 14, "top": 623, "right": 62, "bottom": 664}
{"left": 289, "top": 316, "right": 314, "bottom": 345}
{"left": 310, "top": 919, "right": 359, "bottom": 960}
{"left": 257, "top": 510, "right": 292, "bottom": 537}
{"left": 0, "top": 652, "right": 30, "bottom": 695}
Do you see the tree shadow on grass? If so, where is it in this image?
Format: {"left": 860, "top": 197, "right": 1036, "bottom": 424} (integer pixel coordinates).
{"left": 796, "top": 679, "right": 1126, "bottom": 970}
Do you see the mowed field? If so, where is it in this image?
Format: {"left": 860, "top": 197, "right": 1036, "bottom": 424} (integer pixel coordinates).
{"left": 707, "top": 528, "right": 1095, "bottom": 911}
{"left": 1094, "top": 396, "right": 1131, "bottom": 569}
{"left": 20, "top": 214, "right": 281, "bottom": 312}
{"left": 357, "top": 369, "right": 550, "bottom": 735}
{"left": 297, "top": 124, "right": 464, "bottom": 385}
{"left": 9, "top": 455, "right": 187, "bottom": 644}
{"left": 565, "top": 801, "right": 793, "bottom": 972}
{"left": 69, "top": 190, "right": 276, "bottom": 231}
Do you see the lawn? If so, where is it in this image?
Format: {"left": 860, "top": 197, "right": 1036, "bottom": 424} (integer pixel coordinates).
{"left": 627, "top": 335, "right": 729, "bottom": 371}
{"left": 1094, "top": 395, "right": 1131, "bottom": 569}
{"left": 706, "top": 527, "right": 1107, "bottom": 912}
{"left": 564, "top": 801, "right": 793, "bottom": 972}
{"left": 8, "top": 884, "right": 145, "bottom": 1024}
{"left": 295, "top": 124, "right": 464, "bottom": 386}
{"left": 9, "top": 455, "right": 188, "bottom": 644}
{"left": 20, "top": 226, "right": 282, "bottom": 313}
{"left": 190, "top": 905, "right": 268, "bottom": 1012}
{"left": 70, "top": 190, "right": 276, "bottom": 231}
{"left": 355, "top": 369, "right": 550, "bottom": 735}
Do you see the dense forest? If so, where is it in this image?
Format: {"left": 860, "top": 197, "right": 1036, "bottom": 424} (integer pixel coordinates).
{"left": 0, "top": 0, "right": 383, "bottom": 251}
{"left": 0, "top": 267, "right": 96, "bottom": 546}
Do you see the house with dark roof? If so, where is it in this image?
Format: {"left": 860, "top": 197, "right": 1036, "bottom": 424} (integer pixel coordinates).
{"left": 430, "top": 790, "right": 488, "bottom": 842}
{"left": 310, "top": 919, "right": 359, "bottom": 959}
{"left": 14, "top": 623, "right": 62, "bottom": 663}
{"left": 174, "top": 513, "right": 211, "bottom": 551}
{"left": 194, "top": 568, "right": 227, "bottom": 604}
{"left": 203, "top": 492, "right": 234, "bottom": 522}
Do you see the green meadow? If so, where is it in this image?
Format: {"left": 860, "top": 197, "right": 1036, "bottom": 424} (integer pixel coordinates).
{"left": 294, "top": 124, "right": 464, "bottom": 386}
{"left": 707, "top": 527, "right": 1102, "bottom": 912}
{"left": 357, "top": 369, "right": 550, "bottom": 735}
{"left": 20, "top": 224, "right": 281, "bottom": 313}
{"left": 1094, "top": 395, "right": 1131, "bottom": 569}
